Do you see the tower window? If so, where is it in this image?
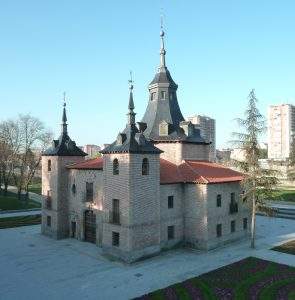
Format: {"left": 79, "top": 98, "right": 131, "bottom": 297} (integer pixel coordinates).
{"left": 72, "top": 184, "right": 76, "bottom": 194}
{"left": 243, "top": 218, "right": 248, "bottom": 230}
{"left": 48, "top": 160, "right": 51, "bottom": 172}
{"left": 216, "top": 224, "right": 222, "bottom": 237}
{"left": 168, "top": 196, "right": 174, "bottom": 209}
{"left": 231, "top": 220, "right": 236, "bottom": 233}
{"left": 47, "top": 216, "right": 51, "bottom": 227}
{"left": 167, "top": 225, "right": 175, "bottom": 240}
{"left": 216, "top": 194, "right": 222, "bottom": 207}
{"left": 113, "top": 158, "right": 119, "bottom": 175}
{"left": 151, "top": 92, "right": 156, "bottom": 101}
{"left": 142, "top": 158, "right": 149, "bottom": 175}
{"left": 112, "top": 199, "right": 120, "bottom": 224}
{"left": 112, "top": 231, "right": 120, "bottom": 246}
{"left": 161, "top": 91, "right": 166, "bottom": 99}
{"left": 86, "top": 182, "right": 93, "bottom": 202}
{"left": 46, "top": 191, "right": 52, "bottom": 210}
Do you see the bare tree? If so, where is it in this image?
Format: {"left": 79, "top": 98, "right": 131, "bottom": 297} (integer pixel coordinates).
{"left": 12, "top": 114, "right": 52, "bottom": 200}
{"left": 0, "top": 119, "right": 21, "bottom": 195}
{"left": 232, "top": 89, "right": 279, "bottom": 249}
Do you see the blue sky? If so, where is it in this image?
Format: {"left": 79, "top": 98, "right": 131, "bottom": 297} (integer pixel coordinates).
{"left": 1, "top": 1, "right": 294, "bottom": 148}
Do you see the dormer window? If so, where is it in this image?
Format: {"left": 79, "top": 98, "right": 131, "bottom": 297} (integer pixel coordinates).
{"left": 161, "top": 91, "right": 166, "bottom": 100}
{"left": 151, "top": 92, "right": 156, "bottom": 101}
{"left": 113, "top": 158, "right": 119, "bottom": 175}
{"left": 159, "top": 121, "right": 169, "bottom": 136}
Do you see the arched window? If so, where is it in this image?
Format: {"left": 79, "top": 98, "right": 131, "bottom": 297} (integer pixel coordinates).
{"left": 113, "top": 158, "right": 119, "bottom": 175}
{"left": 142, "top": 158, "right": 149, "bottom": 175}
{"left": 47, "top": 159, "right": 51, "bottom": 172}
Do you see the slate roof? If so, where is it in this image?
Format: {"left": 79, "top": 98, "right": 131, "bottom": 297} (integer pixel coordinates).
{"left": 67, "top": 157, "right": 103, "bottom": 170}
{"left": 42, "top": 133, "right": 87, "bottom": 157}
{"left": 100, "top": 124, "right": 162, "bottom": 154}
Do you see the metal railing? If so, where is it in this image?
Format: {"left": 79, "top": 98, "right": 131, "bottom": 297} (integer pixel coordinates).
{"left": 229, "top": 202, "right": 238, "bottom": 214}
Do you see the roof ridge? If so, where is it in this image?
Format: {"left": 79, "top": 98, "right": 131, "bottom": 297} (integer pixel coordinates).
{"left": 182, "top": 160, "right": 209, "bottom": 183}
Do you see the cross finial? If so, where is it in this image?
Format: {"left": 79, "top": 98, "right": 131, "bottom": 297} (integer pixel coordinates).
{"left": 128, "top": 70, "right": 134, "bottom": 91}
{"left": 63, "top": 92, "right": 66, "bottom": 107}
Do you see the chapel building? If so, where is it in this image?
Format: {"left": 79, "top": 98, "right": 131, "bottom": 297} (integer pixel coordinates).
{"left": 41, "top": 27, "right": 250, "bottom": 263}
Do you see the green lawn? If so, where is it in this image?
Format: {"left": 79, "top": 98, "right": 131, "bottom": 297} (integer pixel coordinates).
{"left": 0, "top": 191, "right": 41, "bottom": 211}
{"left": 272, "top": 240, "right": 295, "bottom": 255}
{"left": 273, "top": 189, "right": 295, "bottom": 202}
{"left": 28, "top": 183, "right": 42, "bottom": 195}
{"left": 135, "top": 257, "right": 295, "bottom": 300}
{"left": 0, "top": 215, "right": 41, "bottom": 229}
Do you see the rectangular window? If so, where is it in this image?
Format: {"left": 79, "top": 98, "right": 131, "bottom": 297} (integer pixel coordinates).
{"left": 48, "top": 160, "right": 51, "bottom": 172}
{"left": 112, "top": 231, "right": 120, "bottom": 246}
{"left": 231, "top": 220, "right": 236, "bottom": 233}
{"left": 168, "top": 225, "right": 175, "bottom": 240}
{"left": 168, "top": 196, "right": 174, "bottom": 209}
{"left": 47, "top": 216, "right": 51, "bottom": 227}
{"left": 243, "top": 218, "right": 248, "bottom": 230}
{"left": 161, "top": 91, "right": 166, "bottom": 99}
{"left": 112, "top": 199, "right": 120, "bottom": 224}
{"left": 216, "top": 194, "right": 222, "bottom": 207}
{"left": 230, "top": 192, "right": 236, "bottom": 204}
{"left": 216, "top": 224, "right": 222, "bottom": 237}
{"left": 86, "top": 182, "right": 94, "bottom": 202}
{"left": 46, "top": 190, "right": 52, "bottom": 209}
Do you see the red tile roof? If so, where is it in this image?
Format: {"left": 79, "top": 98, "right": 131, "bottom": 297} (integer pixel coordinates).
{"left": 67, "top": 157, "right": 103, "bottom": 170}
{"left": 67, "top": 157, "right": 243, "bottom": 184}
{"left": 160, "top": 159, "right": 244, "bottom": 184}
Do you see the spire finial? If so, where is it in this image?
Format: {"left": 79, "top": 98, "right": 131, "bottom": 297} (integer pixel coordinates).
{"left": 127, "top": 71, "right": 136, "bottom": 125}
{"left": 61, "top": 91, "right": 68, "bottom": 134}
{"left": 159, "top": 12, "right": 166, "bottom": 69}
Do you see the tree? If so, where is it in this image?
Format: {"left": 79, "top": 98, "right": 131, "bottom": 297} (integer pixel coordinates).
{"left": 12, "top": 114, "right": 52, "bottom": 200}
{"left": 232, "top": 89, "right": 279, "bottom": 249}
{"left": 287, "top": 137, "right": 295, "bottom": 180}
{"left": 0, "top": 119, "right": 21, "bottom": 195}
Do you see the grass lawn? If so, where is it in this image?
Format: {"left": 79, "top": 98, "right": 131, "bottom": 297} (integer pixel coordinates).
{"left": 136, "top": 257, "right": 295, "bottom": 300}
{"left": 273, "top": 189, "right": 295, "bottom": 202}
{"left": 0, "top": 215, "right": 41, "bottom": 229}
{"left": 28, "top": 183, "right": 42, "bottom": 195}
{"left": 272, "top": 240, "right": 295, "bottom": 255}
{"left": 0, "top": 191, "right": 41, "bottom": 211}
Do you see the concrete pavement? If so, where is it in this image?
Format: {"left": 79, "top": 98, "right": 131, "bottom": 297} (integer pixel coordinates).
{"left": 0, "top": 215, "right": 294, "bottom": 300}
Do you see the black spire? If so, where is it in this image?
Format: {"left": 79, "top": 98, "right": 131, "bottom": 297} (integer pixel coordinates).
{"left": 127, "top": 72, "right": 136, "bottom": 125}
{"left": 61, "top": 92, "right": 68, "bottom": 135}
{"left": 101, "top": 78, "right": 162, "bottom": 155}
{"left": 42, "top": 93, "right": 87, "bottom": 157}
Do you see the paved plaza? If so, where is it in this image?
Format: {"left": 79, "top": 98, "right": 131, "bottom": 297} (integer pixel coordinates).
{"left": 0, "top": 216, "right": 295, "bottom": 300}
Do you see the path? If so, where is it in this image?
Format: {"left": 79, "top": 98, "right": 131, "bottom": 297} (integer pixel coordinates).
{"left": 0, "top": 210, "right": 41, "bottom": 218}
{"left": 0, "top": 216, "right": 294, "bottom": 300}
{"left": 6, "top": 185, "right": 42, "bottom": 204}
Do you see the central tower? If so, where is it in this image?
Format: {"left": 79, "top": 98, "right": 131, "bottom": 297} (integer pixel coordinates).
{"left": 141, "top": 24, "right": 209, "bottom": 164}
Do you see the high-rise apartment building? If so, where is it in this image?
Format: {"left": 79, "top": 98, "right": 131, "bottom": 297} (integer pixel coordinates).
{"left": 268, "top": 104, "right": 295, "bottom": 160}
{"left": 187, "top": 115, "right": 216, "bottom": 161}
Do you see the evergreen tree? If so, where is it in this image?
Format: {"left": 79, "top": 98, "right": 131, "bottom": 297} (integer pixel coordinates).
{"left": 232, "top": 89, "right": 278, "bottom": 248}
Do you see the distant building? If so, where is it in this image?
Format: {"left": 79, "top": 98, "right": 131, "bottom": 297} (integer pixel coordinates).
{"left": 187, "top": 115, "right": 216, "bottom": 161}
{"left": 268, "top": 104, "right": 295, "bottom": 160}
{"left": 82, "top": 144, "right": 101, "bottom": 158}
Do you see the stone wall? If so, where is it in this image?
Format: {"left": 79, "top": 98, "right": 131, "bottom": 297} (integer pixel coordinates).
{"left": 102, "top": 153, "right": 161, "bottom": 262}
{"left": 159, "top": 184, "right": 184, "bottom": 248}
{"left": 41, "top": 155, "right": 84, "bottom": 239}
{"left": 155, "top": 142, "right": 210, "bottom": 165}
{"left": 206, "top": 182, "right": 250, "bottom": 249}
{"left": 67, "top": 169, "right": 104, "bottom": 245}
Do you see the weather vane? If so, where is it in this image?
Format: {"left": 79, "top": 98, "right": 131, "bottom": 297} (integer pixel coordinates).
{"left": 128, "top": 71, "right": 134, "bottom": 90}
{"left": 63, "top": 92, "right": 66, "bottom": 107}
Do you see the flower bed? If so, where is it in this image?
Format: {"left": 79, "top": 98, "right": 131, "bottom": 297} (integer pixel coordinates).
{"left": 135, "top": 257, "right": 295, "bottom": 300}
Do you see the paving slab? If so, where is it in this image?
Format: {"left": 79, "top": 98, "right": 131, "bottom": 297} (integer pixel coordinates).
{"left": 0, "top": 216, "right": 295, "bottom": 300}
